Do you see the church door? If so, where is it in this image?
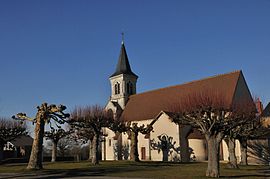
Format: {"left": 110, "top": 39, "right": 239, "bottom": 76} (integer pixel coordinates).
{"left": 141, "top": 147, "right": 146, "bottom": 160}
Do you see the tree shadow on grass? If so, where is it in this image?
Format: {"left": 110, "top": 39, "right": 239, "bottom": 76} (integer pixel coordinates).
{"left": 0, "top": 161, "right": 179, "bottom": 179}
{"left": 1, "top": 161, "right": 269, "bottom": 179}
{"left": 220, "top": 175, "right": 270, "bottom": 178}
{"left": 219, "top": 167, "right": 270, "bottom": 178}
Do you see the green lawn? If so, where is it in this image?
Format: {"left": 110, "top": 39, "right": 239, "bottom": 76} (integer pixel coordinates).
{"left": 0, "top": 161, "right": 269, "bottom": 178}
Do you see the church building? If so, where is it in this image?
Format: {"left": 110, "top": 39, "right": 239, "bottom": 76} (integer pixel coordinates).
{"left": 103, "top": 40, "right": 254, "bottom": 162}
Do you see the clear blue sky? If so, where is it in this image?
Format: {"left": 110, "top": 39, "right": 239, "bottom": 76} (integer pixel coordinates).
{"left": 0, "top": 0, "right": 270, "bottom": 118}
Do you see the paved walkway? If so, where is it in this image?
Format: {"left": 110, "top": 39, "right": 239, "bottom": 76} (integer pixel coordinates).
{"left": 0, "top": 172, "right": 147, "bottom": 179}
{"left": 0, "top": 173, "right": 146, "bottom": 179}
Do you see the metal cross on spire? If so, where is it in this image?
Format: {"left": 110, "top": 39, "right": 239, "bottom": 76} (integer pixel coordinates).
{"left": 121, "top": 32, "right": 124, "bottom": 44}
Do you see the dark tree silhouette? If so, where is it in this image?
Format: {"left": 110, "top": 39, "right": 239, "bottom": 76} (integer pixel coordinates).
{"left": 171, "top": 92, "right": 256, "bottom": 178}
{"left": 0, "top": 118, "right": 27, "bottom": 160}
{"left": 12, "top": 103, "right": 69, "bottom": 170}
{"left": 150, "top": 134, "right": 180, "bottom": 161}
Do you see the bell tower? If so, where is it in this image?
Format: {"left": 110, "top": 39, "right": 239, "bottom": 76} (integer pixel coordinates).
{"left": 109, "top": 38, "right": 138, "bottom": 110}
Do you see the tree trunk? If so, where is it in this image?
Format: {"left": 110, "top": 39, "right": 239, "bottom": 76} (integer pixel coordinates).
{"left": 91, "top": 132, "right": 99, "bottom": 165}
{"left": 0, "top": 143, "right": 4, "bottom": 161}
{"left": 117, "top": 133, "right": 123, "bottom": 160}
{"left": 239, "top": 138, "right": 248, "bottom": 165}
{"left": 75, "top": 154, "right": 80, "bottom": 162}
{"left": 225, "top": 137, "right": 238, "bottom": 168}
{"left": 51, "top": 141, "right": 57, "bottom": 162}
{"left": 88, "top": 139, "right": 93, "bottom": 161}
{"left": 162, "top": 149, "right": 169, "bottom": 161}
{"left": 179, "top": 125, "right": 192, "bottom": 162}
{"left": 130, "top": 131, "right": 139, "bottom": 162}
{"left": 205, "top": 134, "right": 222, "bottom": 178}
{"left": 27, "top": 116, "right": 45, "bottom": 170}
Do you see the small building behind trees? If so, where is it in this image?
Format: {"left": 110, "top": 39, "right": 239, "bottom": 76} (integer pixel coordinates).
{"left": 3, "top": 135, "right": 33, "bottom": 160}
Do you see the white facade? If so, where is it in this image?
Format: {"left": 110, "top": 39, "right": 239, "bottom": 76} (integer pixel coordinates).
{"left": 102, "top": 111, "right": 214, "bottom": 162}
{"left": 102, "top": 112, "right": 240, "bottom": 162}
{"left": 109, "top": 74, "right": 137, "bottom": 110}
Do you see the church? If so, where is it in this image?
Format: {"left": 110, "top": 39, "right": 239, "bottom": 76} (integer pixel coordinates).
{"left": 102, "top": 40, "right": 254, "bottom": 162}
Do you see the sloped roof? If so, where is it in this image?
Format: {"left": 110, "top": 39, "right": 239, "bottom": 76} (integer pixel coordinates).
{"left": 121, "top": 71, "right": 250, "bottom": 122}
{"left": 262, "top": 103, "right": 270, "bottom": 117}
{"left": 110, "top": 43, "right": 138, "bottom": 78}
{"left": 10, "top": 135, "right": 33, "bottom": 147}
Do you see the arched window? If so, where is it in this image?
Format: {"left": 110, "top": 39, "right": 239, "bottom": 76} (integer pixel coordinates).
{"left": 114, "top": 82, "right": 120, "bottom": 95}
{"left": 127, "top": 82, "right": 133, "bottom": 94}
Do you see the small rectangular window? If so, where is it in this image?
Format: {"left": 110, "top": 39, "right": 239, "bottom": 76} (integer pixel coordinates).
{"left": 109, "top": 139, "right": 112, "bottom": 147}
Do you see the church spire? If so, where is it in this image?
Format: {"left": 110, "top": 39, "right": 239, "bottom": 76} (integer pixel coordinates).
{"left": 108, "top": 36, "right": 138, "bottom": 109}
{"left": 110, "top": 38, "right": 138, "bottom": 78}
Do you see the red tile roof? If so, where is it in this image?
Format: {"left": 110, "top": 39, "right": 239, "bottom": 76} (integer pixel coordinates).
{"left": 121, "top": 71, "right": 245, "bottom": 122}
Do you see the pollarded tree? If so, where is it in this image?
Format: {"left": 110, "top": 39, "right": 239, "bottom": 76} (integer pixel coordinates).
{"left": 224, "top": 134, "right": 239, "bottom": 169}
{"left": 224, "top": 113, "right": 261, "bottom": 168}
{"left": 69, "top": 123, "right": 95, "bottom": 161}
{"left": 127, "top": 122, "right": 153, "bottom": 162}
{"left": 57, "top": 136, "right": 72, "bottom": 158}
{"left": 224, "top": 99, "right": 265, "bottom": 168}
{"left": 238, "top": 118, "right": 268, "bottom": 165}
{"left": 12, "top": 103, "right": 69, "bottom": 170}
{"left": 109, "top": 119, "right": 153, "bottom": 162}
{"left": 0, "top": 118, "right": 27, "bottom": 160}
{"left": 69, "top": 105, "right": 113, "bottom": 165}
{"left": 44, "top": 128, "right": 70, "bottom": 162}
{"left": 108, "top": 118, "right": 129, "bottom": 160}
{"left": 171, "top": 92, "right": 256, "bottom": 178}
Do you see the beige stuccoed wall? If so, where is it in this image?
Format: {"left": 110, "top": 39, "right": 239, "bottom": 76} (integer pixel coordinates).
{"left": 149, "top": 113, "right": 180, "bottom": 161}
{"left": 103, "top": 114, "right": 241, "bottom": 162}
{"left": 102, "top": 128, "right": 118, "bottom": 160}
{"left": 135, "top": 120, "right": 153, "bottom": 161}
{"left": 188, "top": 139, "right": 206, "bottom": 161}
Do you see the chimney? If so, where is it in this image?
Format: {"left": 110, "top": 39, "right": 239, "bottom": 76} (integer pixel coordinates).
{"left": 255, "top": 97, "right": 263, "bottom": 115}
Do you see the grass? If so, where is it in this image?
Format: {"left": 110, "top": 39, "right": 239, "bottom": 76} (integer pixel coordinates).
{"left": 0, "top": 161, "right": 269, "bottom": 178}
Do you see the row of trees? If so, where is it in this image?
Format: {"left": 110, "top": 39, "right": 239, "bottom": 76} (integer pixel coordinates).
{"left": 10, "top": 92, "right": 269, "bottom": 178}
{"left": 170, "top": 92, "right": 266, "bottom": 178}
{"left": 69, "top": 105, "right": 152, "bottom": 164}
{"left": 11, "top": 103, "right": 152, "bottom": 169}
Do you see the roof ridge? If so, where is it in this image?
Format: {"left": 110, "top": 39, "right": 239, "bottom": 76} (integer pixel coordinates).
{"left": 130, "top": 70, "right": 241, "bottom": 98}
